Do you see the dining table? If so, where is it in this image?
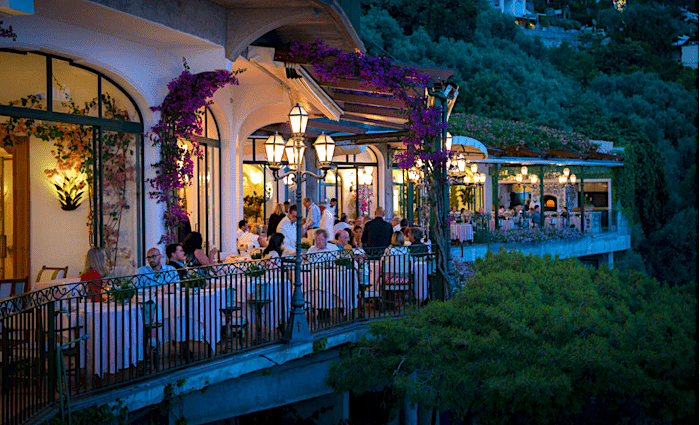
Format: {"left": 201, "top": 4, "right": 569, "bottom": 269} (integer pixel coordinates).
{"left": 450, "top": 222, "right": 474, "bottom": 242}
{"left": 32, "top": 277, "right": 82, "bottom": 294}
{"left": 59, "top": 300, "right": 144, "bottom": 377}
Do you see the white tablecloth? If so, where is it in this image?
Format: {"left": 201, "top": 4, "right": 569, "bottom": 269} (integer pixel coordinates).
{"left": 302, "top": 266, "right": 358, "bottom": 311}
{"left": 62, "top": 302, "right": 144, "bottom": 377}
{"left": 33, "top": 277, "right": 81, "bottom": 293}
{"left": 367, "top": 260, "right": 430, "bottom": 301}
{"left": 450, "top": 223, "right": 474, "bottom": 242}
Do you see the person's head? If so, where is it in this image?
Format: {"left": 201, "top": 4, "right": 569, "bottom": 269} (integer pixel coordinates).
{"left": 345, "top": 227, "right": 356, "bottom": 248}
{"left": 478, "top": 207, "right": 484, "bottom": 214}
{"left": 283, "top": 201, "right": 290, "bottom": 212}
{"left": 410, "top": 227, "right": 424, "bottom": 243}
{"left": 534, "top": 205, "right": 540, "bottom": 212}
{"left": 314, "top": 229, "right": 329, "bottom": 249}
{"left": 391, "top": 216, "right": 400, "bottom": 226}
{"left": 340, "top": 213, "right": 347, "bottom": 223}
{"left": 251, "top": 224, "right": 262, "bottom": 236}
{"left": 451, "top": 206, "right": 456, "bottom": 212}
{"left": 330, "top": 198, "right": 337, "bottom": 208}
{"left": 238, "top": 219, "right": 248, "bottom": 232}
{"left": 353, "top": 225, "right": 362, "bottom": 241}
{"left": 319, "top": 201, "right": 329, "bottom": 212}
{"left": 273, "top": 203, "right": 285, "bottom": 216}
{"left": 460, "top": 208, "right": 466, "bottom": 214}
{"left": 166, "top": 243, "right": 185, "bottom": 263}
{"left": 287, "top": 204, "right": 298, "bottom": 222}
{"left": 391, "top": 231, "right": 405, "bottom": 247}
{"left": 355, "top": 216, "right": 364, "bottom": 227}
{"left": 335, "top": 229, "right": 350, "bottom": 247}
{"left": 374, "top": 206, "right": 385, "bottom": 218}
{"left": 183, "top": 231, "right": 203, "bottom": 253}
{"left": 265, "top": 233, "right": 285, "bottom": 256}
{"left": 146, "top": 247, "right": 163, "bottom": 271}
{"left": 400, "top": 218, "right": 408, "bottom": 229}
{"left": 302, "top": 197, "right": 312, "bottom": 208}
{"left": 84, "top": 246, "right": 108, "bottom": 277}
{"left": 516, "top": 205, "right": 522, "bottom": 212}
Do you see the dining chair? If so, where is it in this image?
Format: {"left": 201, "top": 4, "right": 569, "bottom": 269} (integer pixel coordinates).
{"left": 0, "top": 276, "right": 30, "bottom": 302}
{"left": 138, "top": 300, "right": 163, "bottom": 373}
{"left": 53, "top": 308, "right": 84, "bottom": 392}
{"left": 1, "top": 308, "right": 46, "bottom": 397}
{"left": 35, "top": 266, "right": 69, "bottom": 283}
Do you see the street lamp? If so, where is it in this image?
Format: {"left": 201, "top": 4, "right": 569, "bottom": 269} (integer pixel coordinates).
{"left": 558, "top": 171, "right": 577, "bottom": 228}
{"left": 265, "top": 103, "right": 335, "bottom": 342}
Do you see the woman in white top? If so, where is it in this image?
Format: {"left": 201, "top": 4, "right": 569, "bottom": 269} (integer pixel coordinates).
{"left": 383, "top": 231, "right": 411, "bottom": 277}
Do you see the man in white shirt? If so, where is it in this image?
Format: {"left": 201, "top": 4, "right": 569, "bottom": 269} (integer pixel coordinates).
{"left": 138, "top": 248, "right": 179, "bottom": 289}
{"left": 307, "top": 229, "right": 339, "bottom": 262}
{"left": 333, "top": 213, "right": 352, "bottom": 234}
{"left": 236, "top": 220, "right": 248, "bottom": 240}
{"left": 277, "top": 205, "right": 299, "bottom": 256}
{"left": 302, "top": 197, "right": 320, "bottom": 236}
{"left": 329, "top": 198, "right": 338, "bottom": 218}
{"left": 318, "top": 202, "right": 335, "bottom": 242}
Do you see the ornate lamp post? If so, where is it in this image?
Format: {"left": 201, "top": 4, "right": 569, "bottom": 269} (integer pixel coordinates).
{"left": 558, "top": 168, "right": 577, "bottom": 229}
{"left": 264, "top": 103, "right": 335, "bottom": 342}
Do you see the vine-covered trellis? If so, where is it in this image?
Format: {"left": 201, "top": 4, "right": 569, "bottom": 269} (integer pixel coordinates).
{"left": 147, "top": 60, "right": 242, "bottom": 244}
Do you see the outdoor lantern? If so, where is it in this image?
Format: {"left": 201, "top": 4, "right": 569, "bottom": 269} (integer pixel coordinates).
{"left": 364, "top": 166, "right": 373, "bottom": 176}
{"left": 445, "top": 132, "right": 453, "bottom": 150}
{"left": 457, "top": 157, "right": 466, "bottom": 173}
{"left": 284, "top": 173, "right": 294, "bottom": 185}
{"left": 464, "top": 175, "right": 472, "bottom": 184}
{"left": 470, "top": 163, "right": 478, "bottom": 173}
{"left": 288, "top": 103, "right": 308, "bottom": 137}
{"left": 521, "top": 166, "right": 528, "bottom": 176}
{"left": 479, "top": 173, "right": 487, "bottom": 184}
{"left": 563, "top": 167, "right": 570, "bottom": 177}
{"left": 558, "top": 174, "right": 567, "bottom": 185}
{"left": 285, "top": 138, "right": 305, "bottom": 170}
{"left": 516, "top": 174, "right": 523, "bottom": 183}
{"left": 313, "top": 132, "right": 335, "bottom": 168}
{"left": 408, "top": 168, "right": 419, "bottom": 182}
{"left": 570, "top": 174, "right": 577, "bottom": 184}
{"left": 530, "top": 174, "right": 538, "bottom": 184}
{"left": 264, "top": 132, "right": 286, "bottom": 166}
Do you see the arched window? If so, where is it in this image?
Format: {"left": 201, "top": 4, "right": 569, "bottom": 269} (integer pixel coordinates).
{"left": 0, "top": 50, "right": 144, "bottom": 278}
{"left": 179, "top": 107, "right": 221, "bottom": 254}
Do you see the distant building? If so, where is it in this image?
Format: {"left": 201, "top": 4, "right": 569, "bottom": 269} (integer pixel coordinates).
{"left": 672, "top": 36, "right": 699, "bottom": 69}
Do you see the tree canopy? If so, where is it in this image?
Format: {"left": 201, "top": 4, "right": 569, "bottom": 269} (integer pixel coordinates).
{"left": 327, "top": 250, "right": 698, "bottom": 423}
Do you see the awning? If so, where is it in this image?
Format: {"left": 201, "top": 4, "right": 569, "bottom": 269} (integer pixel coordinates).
{"left": 452, "top": 136, "right": 488, "bottom": 159}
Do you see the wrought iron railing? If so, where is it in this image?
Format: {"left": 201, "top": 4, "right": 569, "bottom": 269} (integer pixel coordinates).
{"left": 0, "top": 248, "right": 436, "bottom": 425}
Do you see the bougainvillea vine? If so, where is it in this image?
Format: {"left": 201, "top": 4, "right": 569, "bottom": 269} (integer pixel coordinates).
{"left": 147, "top": 60, "right": 242, "bottom": 244}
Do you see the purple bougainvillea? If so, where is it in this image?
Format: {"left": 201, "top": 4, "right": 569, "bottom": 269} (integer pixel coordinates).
{"left": 148, "top": 62, "right": 241, "bottom": 243}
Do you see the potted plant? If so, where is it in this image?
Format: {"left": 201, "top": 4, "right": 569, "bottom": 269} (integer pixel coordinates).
{"left": 110, "top": 278, "right": 135, "bottom": 304}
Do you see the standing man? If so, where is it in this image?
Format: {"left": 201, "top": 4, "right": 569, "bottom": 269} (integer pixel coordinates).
{"left": 329, "top": 198, "right": 338, "bottom": 218}
{"left": 318, "top": 202, "right": 335, "bottom": 242}
{"left": 361, "top": 206, "right": 393, "bottom": 256}
{"left": 302, "top": 197, "right": 321, "bottom": 238}
{"left": 277, "top": 205, "right": 299, "bottom": 256}
{"left": 166, "top": 243, "right": 188, "bottom": 280}
{"left": 138, "top": 248, "right": 179, "bottom": 288}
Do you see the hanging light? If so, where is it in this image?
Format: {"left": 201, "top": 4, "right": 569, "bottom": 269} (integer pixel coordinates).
{"left": 445, "top": 132, "right": 453, "bottom": 150}
{"left": 457, "top": 157, "right": 466, "bottom": 173}
{"left": 569, "top": 174, "right": 577, "bottom": 184}
{"left": 313, "top": 132, "right": 335, "bottom": 168}
{"left": 516, "top": 174, "right": 523, "bottom": 183}
{"left": 530, "top": 174, "right": 538, "bottom": 184}
{"left": 470, "top": 163, "right": 478, "bottom": 173}
{"left": 479, "top": 173, "right": 487, "bottom": 184}
{"left": 364, "top": 166, "right": 373, "bottom": 175}
{"left": 521, "top": 166, "right": 528, "bottom": 176}
{"left": 284, "top": 138, "right": 304, "bottom": 170}
{"left": 283, "top": 173, "right": 295, "bottom": 185}
{"left": 463, "top": 175, "right": 472, "bottom": 184}
{"left": 264, "top": 132, "right": 286, "bottom": 166}
{"left": 288, "top": 103, "right": 308, "bottom": 137}
{"left": 558, "top": 175, "right": 567, "bottom": 185}
{"left": 563, "top": 167, "right": 570, "bottom": 177}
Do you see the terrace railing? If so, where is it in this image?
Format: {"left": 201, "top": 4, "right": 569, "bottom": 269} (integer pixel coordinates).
{"left": 0, "top": 248, "right": 436, "bottom": 425}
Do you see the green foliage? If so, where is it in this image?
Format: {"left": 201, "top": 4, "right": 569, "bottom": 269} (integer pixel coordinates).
{"left": 46, "top": 401, "right": 128, "bottom": 424}
{"left": 327, "top": 250, "right": 697, "bottom": 423}
{"left": 643, "top": 208, "right": 699, "bottom": 286}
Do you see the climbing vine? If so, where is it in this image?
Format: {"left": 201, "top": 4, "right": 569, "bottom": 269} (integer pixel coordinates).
{"left": 147, "top": 60, "right": 242, "bottom": 244}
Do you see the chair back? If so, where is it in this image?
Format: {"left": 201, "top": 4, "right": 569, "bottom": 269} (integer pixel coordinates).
{"left": 225, "top": 287, "right": 237, "bottom": 308}
{"left": 139, "top": 300, "right": 157, "bottom": 325}
{"left": 0, "top": 276, "right": 30, "bottom": 301}
{"left": 36, "top": 266, "right": 69, "bottom": 283}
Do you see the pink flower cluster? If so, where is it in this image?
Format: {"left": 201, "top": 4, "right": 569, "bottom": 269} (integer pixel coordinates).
{"left": 148, "top": 64, "right": 240, "bottom": 243}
